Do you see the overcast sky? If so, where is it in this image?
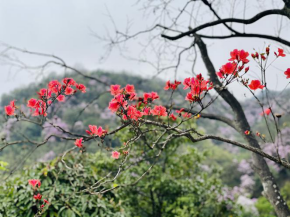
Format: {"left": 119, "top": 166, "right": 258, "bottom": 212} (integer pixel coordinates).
{"left": 0, "top": 0, "right": 289, "bottom": 100}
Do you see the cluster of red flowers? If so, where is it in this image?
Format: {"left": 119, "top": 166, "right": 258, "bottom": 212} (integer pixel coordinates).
{"left": 4, "top": 100, "right": 16, "bottom": 116}
{"left": 216, "top": 48, "right": 288, "bottom": 91}
{"left": 164, "top": 80, "right": 181, "bottom": 90}
{"left": 26, "top": 78, "right": 86, "bottom": 117}
{"left": 108, "top": 84, "right": 168, "bottom": 121}
{"left": 183, "top": 74, "right": 213, "bottom": 102}
{"left": 216, "top": 49, "right": 250, "bottom": 79}
{"left": 74, "top": 125, "right": 107, "bottom": 148}
{"left": 28, "top": 179, "right": 49, "bottom": 210}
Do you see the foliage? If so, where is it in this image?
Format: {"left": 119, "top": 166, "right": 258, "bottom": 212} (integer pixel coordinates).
{"left": 255, "top": 197, "right": 276, "bottom": 217}
{"left": 0, "top": 145, "right": 242, "bottom": 217}
{"left": 0, "top": 161, "right": 8, "bottom": 171}
{"left": 0, "top": 153, "right": 125, "bottom": 217}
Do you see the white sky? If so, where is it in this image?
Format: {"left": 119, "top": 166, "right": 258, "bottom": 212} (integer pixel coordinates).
{"left": 0, "top": 0, "right": 289, "bottom": 100}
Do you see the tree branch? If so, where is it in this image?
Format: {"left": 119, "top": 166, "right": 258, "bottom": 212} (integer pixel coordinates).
{"left": 161, "top": 9, "right": 289, "bottom": 41}
{"left": 190, "top": 134, "right": 290, "bottom": 170}
{"left": 170, "top": 106, "right": 238, "bottom": 131}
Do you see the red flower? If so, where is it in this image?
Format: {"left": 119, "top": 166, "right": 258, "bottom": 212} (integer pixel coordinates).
{"left": 33, "top": 194, "right": 42, "bottom": 200}
{"left": 229, "top": 49, "right": 249, "bottom": 63}
{"left": 284, "top": 68, "right": 290, "bottom": 79}
{"left": 245, "top": 66, "right": 250, "bottom": 73}
{"left": 125, "top": 84, "right": 135, "bottom": 94}
{"left": 176, "top": 108, "right": 184, "bottom": 114}
{"left": 164, "top": 80, "right": 181, "bottom": 90}
{"left": 76, "top": 84, "right": 86, "bottom": 93}
{"left": 56, "top": 95, "right": 65, "bottom": 102}
{"left": 216, "top": 71, "right": 224, "bottom": 78}
{"left": 110, "top": 85, "right": 121, "bottom": 96}
{"left": 74, "top": 138, "right": 83, "bottom": 148}
{"left": 65, "top": 87, "right": 74, "bottom": 95}
{"left": 62, "top": 78, "right": 76, "bottom": 86}
{"left": 261, "top": 54, "right": 266, "bottom": 60}
{"left": 169, "top": 114, "right": 177, "bottom": 121}
{"left": 266, "top": 47, "right": 270, "bottom": 55}
{"left": 260, "top": 108, "right": 271, "bottom": 116}
{"left": 28, "top": 179, "right": 41, "bottom": 189}
{"left": 125, "top": 105, "right": 143, "bottom": 121}
{"left": 143, "top": 92, "right": 159, "bottom": 102}
{"left": 183, "top": 77, "right": 194, "bottom": 90}
{"left": 248, "top": 80, "right": 264, "bottom": 90}
{"left": 86, "top": 125, "right": 107, "bottom": 137}
{"left": 185, "top": 92, "right": 198, "bottom": 102}
{"left": 112, "top": 151, "right": 120, "bottom": 159}
{"left": 27, "top": 98, "right": 38, "bottom": 107}
{"left": 244, "top": 130, "right": 250, "bottom": 135}
{"left": 182, "top": 112, "right": 191, "bottom": 118}
{"left": 48, "top": 80, "right": 62, "bottom": 94}
{"left": 143, "top": 107, "right": 151, "bottom": 115}
{"left": 221, "top": 62, "right": 237, "bottom": 75}
{"left": 38, "top": 88, "right": 51, "bottom": 99}
{"left": 43, "top": 199, "right": 50, "bottom": 204}
{"left": 275, "top": 48, "right": 286, "bottom": 57}
{"left": 150, "top": 105, "right": 167, "bottom": 117}
{"left": 5, "top": 105, "right": 15, "bottom": 116}
{"left": 108, "top": 99, "right": 120, "bottom": 112}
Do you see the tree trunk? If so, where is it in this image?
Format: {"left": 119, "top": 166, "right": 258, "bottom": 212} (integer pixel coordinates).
{"left": 195, "top": 36, "right": 290, "bottom": 216}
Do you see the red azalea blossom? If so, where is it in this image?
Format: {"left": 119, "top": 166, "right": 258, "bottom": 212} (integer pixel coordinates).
{"left": 40, "top": 205, "right": 45, "bottom": 209}
{"left": 108, "top": 99, "right": 120, "bottom": 112}
{"left": 124, "top": 105, "right": 143, "bottom": 121}
{"left": 275, "top": 48, "right": 286, "bottom": 57}
{"left": 245, "top": 66, "right": 250, "bottom": 73}
{"left": 143, "top": 107, "right": 151, "bottom": 115}
{"left": 221, "top": 62, "right": 237, "bottom": 75}
{"left": 28, "top": 179, "right": 41, "bottom": 189}
{"left": 86, "top": 125, "right": 107, "bottom": 137}
{"left": 48, "top": 80, "right": 62, "bottom": 94}
{"left": 44, "top": 199, "right": 50, "bottom": 204}
{"left": 260, "top": 108, "right": 271, "bottom": 116}
{"left": 229, "top": 49, "right": 249, "bottom": 63}
{"left": 110, "top": 85, "right": 121, "bottom": 96}
{"left": 143, "top": 92, "right": 159, "bottom": 102}
{"left": 74, "top": 138, "right": 84, "bottom": 148}
{"left": 65, "top": 87, "right": 74, "bottom": 95}
{"left": 5, "top": 105, "right": 15, "bottom": 116}
{"left": 56, "top": 95, "right": 65, "bottom": 102}
{"left": 63, "top": 78, "right": 76, "bottom": 86}
{"left": 169, "top": 114, "right": 177, "bottom": 121}
{"left": 183, "top": 74, "right": 212, "bottom": 100}
{"left": 216, "top": 71, "right": 224, "bottom": 78}
{"left": 112, "top": 151, "right": 120, "bottom": 159}
{"left": 27, "top": 98, "right": 38, "bottom": 107}
{"left": 38, "top": 88, "right": 52, "bottom": 99}
{"left": 164, "top": 80, "right": 181, "bottom": 90}
{"left": 176, "top": 108, "right": 184, "bottom": 114}
{"left": 33, "top": 194, "right": 42, "bottom": 201}
{"left": 125, "top": 84, "right": 135, "bottom": 94}
{"left": 248, "top": 80, "right": 264, "bottom": 90}
{"left": 150, "top": 105, "right": 167, "bottom": 117}
{"left": 284, "top": 68, "right": 290, "bottom": 79}
{"left": 76, "top": 84, "right": 86, "bottom": 93}
{"left": 266, "top": 47, "right": 270, "bottom": 55}
{"left": 182, "top": 112, "right": 191, "bottom": 118}
{"left": 244, "top": 130, "right": 250, "bottom": 135}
